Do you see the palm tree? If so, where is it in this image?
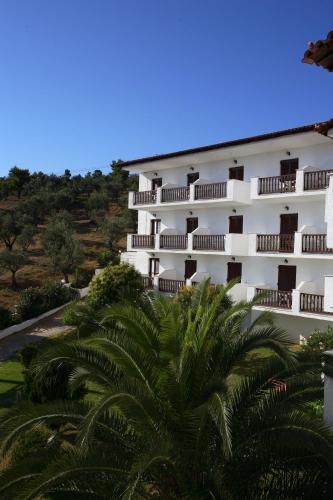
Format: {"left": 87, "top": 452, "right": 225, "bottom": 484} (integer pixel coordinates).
{"left": 1, "top": 280, "right": 333, "bottom": 499}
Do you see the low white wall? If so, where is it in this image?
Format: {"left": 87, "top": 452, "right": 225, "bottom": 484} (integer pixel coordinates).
{"left": 0, "top": 287, "right": 88, "bottom": 341}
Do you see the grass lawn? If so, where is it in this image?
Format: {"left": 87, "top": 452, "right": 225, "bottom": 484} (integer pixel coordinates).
{"left": 0, "top": 354, "right": 24, "bottom": 416}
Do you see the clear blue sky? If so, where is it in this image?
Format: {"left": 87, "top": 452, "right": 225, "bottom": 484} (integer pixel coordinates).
{"left": 0, "top": 0, "right": 332, "bottom": 176}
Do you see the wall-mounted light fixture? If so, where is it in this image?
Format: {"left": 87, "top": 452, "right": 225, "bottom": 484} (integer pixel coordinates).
{"left": 187, "top": 255, "right": 192, "bottom": 259}
{"left": 152, "top": 213, "right": 157, "bottom": 217}
{"left": 232, "top": 208, "right": 237, "bottom": 213}
{"left": 284, "top": 259, "right": 288, "bottom": 264}
{"left": 189, "top": 211, "right": 193, "bottom": 215}
{"left": 231, "top": 256, "right": 236, "bottom": 261}
{"left": 151, "top": 253, "right": 155, "bottom": 257}
{"left": 233, "top": 159, "right": 238, "bottom": 164}
{"left": 154, "top": 172, "right": 158, "bottom": 176}
{"left": 284, "top": 206, "right": 290, "bottom": 211}
{"left": 190, "top": 166, "right": 194, "bottom": 171}
{"left": 286, "top": 151, "right": 291, "bottom": 156}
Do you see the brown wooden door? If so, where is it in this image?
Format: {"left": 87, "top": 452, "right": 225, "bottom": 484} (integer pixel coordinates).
{"left": 187, "top": 172, "right": 200, "bottom": 186}
{"left": 149, "top": 258, "right": 159, "bottom": 277}
{"left": 280, "top": 158, "right": 298, "bottom": 176}
{"left": 152, "top": 178, "right": 162, "bottom": 190}
{"left": 150, "top": 219, "right": 161, "bottom": 235}
{"left": 227, "top": 262, "right": 242, "bottom": 282}
{"left": 280, "top": 213, "right": 298, "bottom": 234}
{"left": 278, "top": 265, "right": 296, "bottom": 291}
{"left": 229, "top": 166, "right": 244, "bottom": 180}
{"left": 184, "top": 259, "right": 197, "bottom": 279}
{"left": 186, "top": 217, "right": 198, "bottom": 233}
{"left": 229, "top": 215, "right": 243, "bottom": 234}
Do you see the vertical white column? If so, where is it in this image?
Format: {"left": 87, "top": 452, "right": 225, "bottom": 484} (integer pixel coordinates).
{"left": 187, "top": 233, "right": 193, "bottom": 252}
{"left": 250, "top": 178, "right": 259, "bottom": 199}
{"left": 156, "top": 187, "right": 162, "bottom": 205}
{"left": 189, "top": 183, "right": 195, "bottom": 202}
{"left": 128, "top": 191, "right": 134, "bottom": 209}
{"left": 292, "top": 289, "right": 300, "bottom": 315}
{"left": 294, "top": 232, "right": 303, "bottom": 256}
{"left": 295, "top": 170, "right": 304, "bottom": 195}
{"left": 324, "top": 276, "right": 333, "bottom": 313}
{"left": 155, "top": 234, "right": 160, "bottom": 251}
{"left": 325, "top": 174, "right": 333, "bottom": 248}
{"left": 127, "top": 234, "right": 133, "bottom": 251}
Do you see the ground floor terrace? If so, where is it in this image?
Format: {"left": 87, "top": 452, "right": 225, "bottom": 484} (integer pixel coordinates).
{"left": 123, "top": 251, "right": 333, "bottom": 341}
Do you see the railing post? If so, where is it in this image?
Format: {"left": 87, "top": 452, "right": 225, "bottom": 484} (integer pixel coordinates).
{"left": 156, "top": 187, "right": 162, "bottom": 205}
{"left": 128, "top": 191, "right": 134, "bottom": 208}
{"left": 292, "top": 289, "right": 300, "bottom": 315}
{"left": 189, "top": 184, "right": 195, "bottom": 202}
{"left": 250, "top": 178, "right": 259, "bottom": 199}
{"left": 295, "top": 170, "right": 304, "bottom": 195}
{"left": 127, "top": 234, "right": 133, "bottom": 251}
{"left": 294, "top": 232, "right": 302, "bottom": 256}
{"left": 153, "top": 276, "right": 159, "bottom": 290}
{"left": 155, "top": 234, "right": 160, "bottom": 251}
{"left": 187, "top": 233, "right": 193, "bottom": 252}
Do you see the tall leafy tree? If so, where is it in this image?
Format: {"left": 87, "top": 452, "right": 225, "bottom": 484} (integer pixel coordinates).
{"left": 42, "top": 218, "right": 83, "bottom": 283}
{"left": 0, "top": 249, "right": 27, "bottom": 287}
{"left": 0, "top": 281, "right": 332, "bottom": 498}
{"left": 7, "top": 166, "right": 30, "bottom": 199}
{"left": 0, "top": 210, "right": 23, "bottom": 250}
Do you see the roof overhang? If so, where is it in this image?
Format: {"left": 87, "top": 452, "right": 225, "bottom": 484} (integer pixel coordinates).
{"left": 122, "top": 122, "right": 333, "bottom": 173}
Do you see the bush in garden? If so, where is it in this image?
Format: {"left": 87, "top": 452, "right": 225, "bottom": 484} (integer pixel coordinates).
{"left": 88, "top": 263, "right": 143, "bottom": 309}
{"left": 303, "top": 325, "right": 333, "bottom": 352}
{"left": 15, "top": 282, "right": 79, "bottom": 321}
{"left": 96, "top": 249, "right": 118, "bottom": 268}
{"left": 0, "top": 305, "right": 12, "bottom": 329}
{"left": 20, "top": 342, "right": 86, "bottom": 403}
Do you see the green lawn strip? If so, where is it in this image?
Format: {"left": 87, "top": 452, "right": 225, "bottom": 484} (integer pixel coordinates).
{"left": 0, "top": 354, "right": 24, "bottom": 416}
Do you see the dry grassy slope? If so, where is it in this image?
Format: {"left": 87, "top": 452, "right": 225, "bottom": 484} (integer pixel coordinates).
{"left": 0, "top": 197, "right": 126, "bottom": 310}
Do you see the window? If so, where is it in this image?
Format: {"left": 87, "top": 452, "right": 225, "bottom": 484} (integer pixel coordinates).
{"left": 229, "top": 215, "right": 243, "bottom": 234}
{"left": 280, "top": 159, "right": 298, "bottom": 176}
{"left": 227, "top": 262, "right": 242, "bottom": 282}
{"left": 150, "top": 219, "right": 161, "bottom": 235}
{"left": 186, "top": 217, "right": 198, "bottom": 233}
{"left": 187, "top": 172, "right": 200, "bottom": 185}
{"left": 149, "top": 258, "right": 160, "bottom": 276}
{"left": 229, "top": 166, "right": 244, "bottom": 181}
{"left": 151, "top": 178, "right": 162, "bottom": 190}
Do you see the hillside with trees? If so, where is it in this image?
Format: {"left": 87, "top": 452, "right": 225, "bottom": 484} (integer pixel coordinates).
{"left": 0, "top": 162, "right": 137, "bottom": 311}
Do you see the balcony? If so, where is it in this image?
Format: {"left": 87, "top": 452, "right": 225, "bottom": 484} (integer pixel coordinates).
{"left": 129, "top": 179, "right": 251, "bottom": 210}
{"left": 159, "top": 234, "right": 188, "bottom": 250}
{"left": 131, "top": 234, "right": 155, "bottom": 249}
{"left": 256, "top": 234, "right": 294, "bottom": 253}
{"left": 304, "top": 169, "right": 333, "bottom": 191}
{"left": 192, "top": 234, "right": 225, "bottom": 251}
{"left": 302, "top": 234, "right": 333, "bottom": 254}
{"left": 133, "top": 190, "right": 157, "bottom": 205}
{"left": 158, "top": 278, "right": 186, "bottom": 293}
{"left": 300, "top": 293, "right": 324, "bottom": 314}
{"left": 256, "top": 288, "right": 292, "bottom": 309}
{"left": 161, "top": 186, "right": 190, "bottom": 203}
{"left": 142, "top": 276, "right": 154, "bottom": 289}
{"left": 194, "top": 182, "right": 227, "bottom": 200}
{"left": 258, "top": 174, "right": 296, "bottom": 195}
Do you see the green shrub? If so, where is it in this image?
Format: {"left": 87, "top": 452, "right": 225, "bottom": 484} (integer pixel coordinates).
{"left": 15, "top": 282, "right": 79, "bottom": 321}
{"left": 0, "top": 305, "right": 12, "bottom": 329}
{"left": 20, "top": 342, "right": 86, "bottom": 403}
{"left": 62, "top": 302, "right": 100, "bottom": 336}
{"left": 88, "top": 263, "right": 143, "bottom": 309}
{"left": 303, "top": 326, "right": 333, "bottom": 352}
{"left": 96, "top": 249, "right": 117, "bottom": 268}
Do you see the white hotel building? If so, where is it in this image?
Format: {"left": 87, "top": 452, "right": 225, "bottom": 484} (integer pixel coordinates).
{"left": 122, "top": 120, "right": 333, "bottom": 340}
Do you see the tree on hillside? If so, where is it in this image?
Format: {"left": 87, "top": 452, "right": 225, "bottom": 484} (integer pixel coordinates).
{"left": 1, "top": 281, "right": 333, "bottom": 498}
{"left": 7, "top": 166, "right": 30, "bottom": 199}
{"left": 42, "top": 219, "right": 83, "bottom": 283}
{"left": 16, "top": 224, "right": 37, "bottom": 251}
{"left": 100, "top": 214, "right": 129, "bottom": 250}
{"left": 0, "top": 249, "right": 27, "bottom": 288}
{"left": 0, "top": 210, "right": 23, "bottom": 250}
{"left": 86, "top": 190, "right": 109, "bottom": 225}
